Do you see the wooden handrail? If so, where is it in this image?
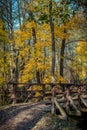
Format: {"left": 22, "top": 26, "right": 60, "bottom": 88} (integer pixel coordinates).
{"left": 8, "top": 82, "right": 87, "bottom": 87}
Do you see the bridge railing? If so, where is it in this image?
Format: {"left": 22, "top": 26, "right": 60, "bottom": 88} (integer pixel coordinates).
{"left": 7, "top": 82, "right": 54, "bottom": 104}
{"left": 6, "top": 82, "right": 87, "bottom": 116}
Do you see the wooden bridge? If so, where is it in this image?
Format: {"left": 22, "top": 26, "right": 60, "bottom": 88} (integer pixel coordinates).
{"left": 6, "top": 82, "right": 87, "bottom": 119}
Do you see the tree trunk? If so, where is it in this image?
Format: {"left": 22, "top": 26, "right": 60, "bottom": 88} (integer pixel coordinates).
{"left": 60, "top": 29, "right": 66, "bottom": 77}
{"left": 32, "top": 25, "right": 41, "bottom": 83}
{"left": 49, "top": 0, "right": 56, "bottom": 81}
{"left": 15, "top": 51, "right": 19, "bottom": 82}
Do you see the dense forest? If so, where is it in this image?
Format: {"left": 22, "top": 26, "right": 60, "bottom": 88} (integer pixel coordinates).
{"left": 0, "top": 0, "right": 87, "bottom": 105}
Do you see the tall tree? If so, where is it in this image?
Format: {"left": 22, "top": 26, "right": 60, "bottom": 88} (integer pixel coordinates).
{"left": 49, "top": 0, "right": 56, "bottom": 81}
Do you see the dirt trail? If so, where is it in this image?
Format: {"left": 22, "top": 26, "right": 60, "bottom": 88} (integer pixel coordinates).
{"left": 0, "top": 102, "right": 51, "bottom": 130}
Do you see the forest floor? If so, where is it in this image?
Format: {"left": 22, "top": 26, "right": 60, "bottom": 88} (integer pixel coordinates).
{"left": 0, "top": 102, "right": 80, "bottom": 130}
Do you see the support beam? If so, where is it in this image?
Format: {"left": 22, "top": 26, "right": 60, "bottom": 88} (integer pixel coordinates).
{"left": 54, "top": 97, "right": 67, "bottom": 118}
{"left": 51, "top": 87, "right": 55, "bottom": 114}
{"left": 69, "top": 96, "right": 81, "bottom": 115}
{"left": 80, "top": 95, "right": 87, "bottom": 107}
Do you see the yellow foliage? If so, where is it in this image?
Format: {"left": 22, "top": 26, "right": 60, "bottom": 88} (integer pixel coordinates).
{"left": 33, "top": 85, "right": 42, "bottom": 90}
{"left": 0, "top": 74, "right": 5, "bottom": 85}
{"left": 76, "top": 46, "right": 82, "bottom": 53}
{"left": 71, "top": 41, "right": 87, "bottom": 80}
{"left": 14, "top": 29, "right": 31, "bottom": 44}
{"left": 43, "top": 75, "right": 52, "bottom": 83}
{"left": 76, "top": 41, "right": 87, "bottom": 55}
{"left": 0, "top": 19, "right": 8, "bottom": 41}
{"left": 0, "top": 20, "right": 10, "bottom": 86}
{"left": 54, "top": 24, "right": 67, "bottom": 39}
{"left": 26, "top": 21, "right": 36, "bottom": 29}
{"left": 57, "top": 76, "right": 66, "bottom": 83}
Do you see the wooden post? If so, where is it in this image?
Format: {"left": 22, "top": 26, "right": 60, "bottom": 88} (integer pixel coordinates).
{"left": 51, "top": 84, "right": 55, "bottom": 114}
{"left": 54, "top": 97, "right": 67, "bottom": 118}
{"left": 12, "top": 83, "right": 17, "bottom": 104}
{"left": 42, "top": 84, "right": 45, "bottom": 100}
{"left": 80, "top": 95, "right": 87, "bottom": 107}
{"left": 65, "top": 87, "right": 70, "bottom": 111}
{"left": 78, "top": 87, "right": 81, "bottom": 107}
{"left": 69, "top": 96, "right": 81, "bottom": 115}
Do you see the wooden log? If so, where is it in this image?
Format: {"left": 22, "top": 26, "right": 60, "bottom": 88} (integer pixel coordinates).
{"left": 81, "top": 94, "right": 87, "bottom": 99}
{"left": 69, "top": 96, "right": 78, "bottom": 110}
{"left": 69, "top": 96, "right": 81, "bottom": 115}
{"left": 71, "top": 96, "right": 78, "bottom": 100}
{"left": 57, "top": 97, "right": 66, "bottom": 103}
{"left": 80, "top": 108, "right": 87, "bottom": 112}
{"left": 80, "top": 95, "right": 87, "bottom": 107}
{"left": 12, "top": 84, "right": 17, "bottom": 104}
{"left": 44, "top": 100, "right": 51, "bottom": 105}
{"left": 54, "top": 97, "right": 67, "bottom": 118}
{"left": 51, "top": 87, "right": 55, "bottom": 114}
{"left": 15, "top": 90, "right": 43, "bottom": 92}
{"left": 56, "top": 94, "right": 64, "bottom": 98}
{"left": 67, "top": 111, "right": 81, "bottom": 116}
{"left": 8, "top": 82, "right": 87, "bottom": 87}
{"left": 45, "top": 92, "right": 52, "bottom": 96}
{"left": 42, "top": 84, "right": 45, "bottom": 100}
{"left": 65, "top": 88, "right": 70, "bottom": 111}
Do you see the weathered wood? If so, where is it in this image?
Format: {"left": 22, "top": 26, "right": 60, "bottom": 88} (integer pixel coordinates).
{"left": 8, "top": 82, "right": 87, "bottom": 87}
{"left": 42, "top": 84, "right": 45, "bottom": 100}
{"left": 80, "top": 108, "right": 87, "bottom": 112}
{"left": 54, "top": 97, "right": 67, "bottom": 118}
{"left": 16, "top": 90, "right": 43, "bottom": 93}
{"left": 12, "top": 84, "right": 17, "bottom": 104}
{"left": 45, "top": 100, "right": 51, "bottom": 105}
{"left": 71, "top": 96, "right": 78, "bottom": 100}
{"left": 78, "top": 87, "right": 81, "bottom": 107}
{"left": 69, "top": 96, "right": 78, "bottom": 111}
{"left": 67, "top": 111, "right": 81, "bottom": 116}
{"left": 8, "top": 82, "right": 87, "bottom": 117}
{"left": 24, "top": 95, "right": 44, "bottom": 102}
{"left": 57, "top": 97, "right": 66, "bottom": 103}
{"left": 51, "top": 87, "right": 55, "bottom": 114}
{"left": 66, "top": 88, "right": 70, "bottom": 111}
{"left": 56, "top": 94, "right": 64, "bottom": 98}
{"left": 81, "top": 94, "right": 87, "bottom": 99}
{"left": 69, "top": 96, "right": 81, "bottom": 115}
{"left": 80, "top": 95, "right": 87, "bottom": 107}
{"left": 45, "top": 92, "right": 52, "bottom": 96}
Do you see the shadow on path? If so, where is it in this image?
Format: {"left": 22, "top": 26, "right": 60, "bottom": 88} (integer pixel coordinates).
{"left": 0, "top": 102, "right": 48, "bottom": 130}
{"left": 15, "top": 109, "right": 46, "bottom": 130}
